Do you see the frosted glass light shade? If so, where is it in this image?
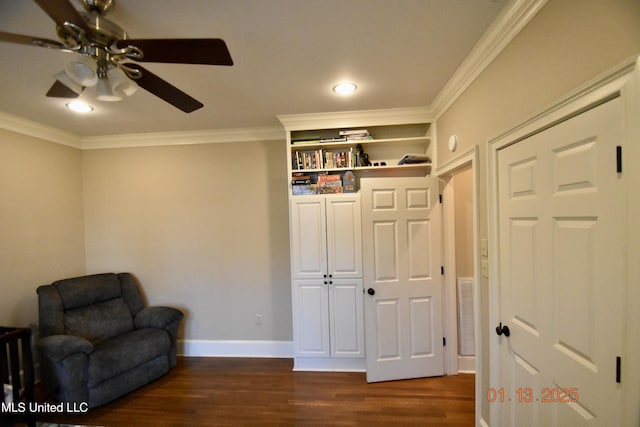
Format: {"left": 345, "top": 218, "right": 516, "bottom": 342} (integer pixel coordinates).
{"left": 96, "top": 78, "right": 122, "bottom": 102}
{"left": 65, "top": 57, "right": 98, "bottom": 86}
{"left": 55, "top": 71, "right": 83, "bottom": 94}
{"left": 108, "top": 67, "right": 138, "bottom": 97}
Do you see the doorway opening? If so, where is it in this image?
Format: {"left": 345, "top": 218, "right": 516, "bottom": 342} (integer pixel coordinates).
{"left": 437, "top": 147, "right": 481, "bottom": 422}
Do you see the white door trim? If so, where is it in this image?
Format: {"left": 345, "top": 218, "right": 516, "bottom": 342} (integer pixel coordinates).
{"left": 436, "top": 146, "right": 481, "bottom": 422}
{"left": 487, "top": 56, "right": 640, "bottom": 426}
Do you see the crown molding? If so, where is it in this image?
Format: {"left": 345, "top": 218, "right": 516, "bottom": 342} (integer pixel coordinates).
{"left": 432, "top": 0, "right": 548, "bottom": 119}
{"left": 278, "top": 106, "right": 434, "bottom": 131}
{"left": 0, "top": 111, "right": 82, "bottom": 148}
{"left": 80, "top": 126, "right": 285, "bottom": 149}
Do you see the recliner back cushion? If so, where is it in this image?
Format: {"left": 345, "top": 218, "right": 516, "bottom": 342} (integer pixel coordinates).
{"left": 64, "top": 298, "right": 134, "bottom": 344}
{"left": 54, "top": 273, "right": 123, "bottom": 310}
{"left": 51, "top": 273, "right": 136, "bottom": 343}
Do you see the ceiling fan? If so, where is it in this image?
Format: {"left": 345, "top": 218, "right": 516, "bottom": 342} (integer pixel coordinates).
{"left": 0, "top": 0, "right": 233, "bottom": 112}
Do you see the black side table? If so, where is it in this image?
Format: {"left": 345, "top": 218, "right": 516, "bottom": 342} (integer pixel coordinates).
{"left": 1, "top": 327, "right": 35, "bottom": 404}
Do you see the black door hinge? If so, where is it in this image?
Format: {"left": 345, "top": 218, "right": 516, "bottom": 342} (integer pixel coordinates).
{"left": 616, "top": 356, "right": 621, "bottom": 383}
{"left": 441, "top": 266, "right": 445, "bottom": 275}
{"left": 616, "top": 146, "right": 622, "bottom": 173}
{"left": 439, "top": 194, "right": 443, "bottom": 204}
{"left": 443, "top": 337, "right": 447, "bottom": 346}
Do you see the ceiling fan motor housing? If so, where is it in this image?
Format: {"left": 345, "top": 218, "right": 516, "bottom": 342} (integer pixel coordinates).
{"left": 80, "top": 0, "right": 115, "bottom": 16}
{"left": 56, "top": 12, "right": 127, "bottom": 48}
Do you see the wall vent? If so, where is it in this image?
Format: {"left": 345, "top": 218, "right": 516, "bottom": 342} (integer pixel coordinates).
{"left": 457, "top": 277, "right": 475, "bottom": 356}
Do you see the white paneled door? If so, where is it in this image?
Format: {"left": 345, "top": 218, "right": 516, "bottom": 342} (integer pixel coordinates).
{"left": 361, "top": 176, "right": 444, "bottom": 382}
{"left": 496, "top": 98, "right": 625, "bottom": 426}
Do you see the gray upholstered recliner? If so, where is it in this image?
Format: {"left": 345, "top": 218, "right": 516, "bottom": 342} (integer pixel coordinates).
{"left": 37, "top": 273, "right": 183, "bottom": 408}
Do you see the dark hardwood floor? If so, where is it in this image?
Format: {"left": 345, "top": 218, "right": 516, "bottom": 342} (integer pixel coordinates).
{"left": 34, "top": 357, "right": 475, "bottom": 426}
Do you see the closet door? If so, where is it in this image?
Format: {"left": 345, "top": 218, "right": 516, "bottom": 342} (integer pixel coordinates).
{"left": 290, "top": 197, "right": 326, "bottom": 280}
{"left": 496, "top": 98, "right": 625, "bottom": 426}
{"left": 361, "top": 176, "right": 444, "bottom": 382}
{"left": 326, "top": 195, "right": 362, "bottom": 279}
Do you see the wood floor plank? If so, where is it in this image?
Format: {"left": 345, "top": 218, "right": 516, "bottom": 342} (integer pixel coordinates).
{"left": 34, "top": 357, "right": 475, "bottom": 426}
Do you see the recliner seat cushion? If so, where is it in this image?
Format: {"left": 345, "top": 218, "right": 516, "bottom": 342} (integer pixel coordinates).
{"left": 88, "top": 328, "right": 170, "bottom": 387}
{"left": 64, "top": 298, "right": 134, "bottom": 344}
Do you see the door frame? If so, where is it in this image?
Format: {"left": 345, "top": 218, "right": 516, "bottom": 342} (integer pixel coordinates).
{"left": 436, "top": 146, "right": 481, "bottom": 418}
{"left": 487, "top": 56, "right": 640, "bottom": 426}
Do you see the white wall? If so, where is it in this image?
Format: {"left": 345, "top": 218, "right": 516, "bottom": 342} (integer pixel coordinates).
{"left": 81, "top": 140, "right": 293, "bottom": 343}
{"left": 453, "top": 167, "right": 473, "bottom": 278}
{"left": 0, "top": 128, "right": 86, "bottom": 328}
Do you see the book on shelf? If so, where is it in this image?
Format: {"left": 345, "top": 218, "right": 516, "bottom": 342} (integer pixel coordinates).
{"left": 398, "top": 153, "right": 431, "bottom": 165}
{"left": 292, "top": 146, "right": 358, "bottom": 170}
{"left": 317, "top": 173, "right": 341, "bottom": 184}
{"left": 317, "top": 172, "right": 343, "bottom": 194}
{"left": 342, "top": 171, "right": 356, "bottom": 193}
{"left": 339, "top": 129, "right": 372, "bottom": 141}
{"left": 292, "top": 175, "right": 312, "bottom": 184}
{"left": 291, "top": 129, "right": 373, "bottom": 145}
{"left": 292, "top": 136, "right": 347, "bottom": 145}
{"left": 292, "top": 184, "right": 317, "bottom": 195}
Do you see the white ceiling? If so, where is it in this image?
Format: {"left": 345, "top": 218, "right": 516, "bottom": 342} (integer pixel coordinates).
{"left": 0, "top": 0, "right": 507, "bottom": 137}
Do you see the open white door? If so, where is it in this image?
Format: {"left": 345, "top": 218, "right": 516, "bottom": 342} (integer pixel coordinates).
{"left": 361, "top": 176, "right": 444, "bottom": 382}
{"left": 494, "top": 97, "right": 625, "bottom": 426}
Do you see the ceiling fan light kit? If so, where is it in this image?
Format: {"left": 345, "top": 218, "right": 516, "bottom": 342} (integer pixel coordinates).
{"left": 55, "top": 70, "right": 84, "bottom": 95}
{"left": 107, "top": 67, "right": 138, "bottom": 97}
{"left": 0, "top": 0, "right": 234, "bottom": 112}
{"left": 64, "top": 56, "right": 98, "bottom": 86}
{"left": 96, "top": 77, "right": 121, "bottom": 102}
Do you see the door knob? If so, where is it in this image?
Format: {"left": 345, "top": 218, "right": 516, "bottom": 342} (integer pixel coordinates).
{"left": 495, "top": 322, "right": 510, "bottom": 337}
{"left": 367, "top": 288, "right": 375, "bottom": 296}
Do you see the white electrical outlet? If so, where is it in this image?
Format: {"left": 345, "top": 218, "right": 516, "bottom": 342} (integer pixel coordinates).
{"left": 255, "top": 314, "right": 263, "bottom": 326}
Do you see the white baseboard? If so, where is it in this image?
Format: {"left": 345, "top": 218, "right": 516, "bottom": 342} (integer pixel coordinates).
{"left": 458, "top": 355, "right": 476, "bottom": 373}
{"left": 293, "top": 357, "right": 366, "bottom": 372}
{"left": 178, "top": 339, "right": 293, "bottom": 358}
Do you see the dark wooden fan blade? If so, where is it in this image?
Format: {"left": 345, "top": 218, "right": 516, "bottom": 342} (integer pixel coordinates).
{"left": 33, "top": 0, "right": 94, "bottom": 37}
{"left": 126, "top": 64, "right": 203, "bottom": 113}
{"left": 0, "top": 31, "right": 65, "bottom": 49}
{"left": 116, "top": 39, "right": 233, "bottom": 66}
{"left": 46, "top": 81, "right": 81, "bottom": 98}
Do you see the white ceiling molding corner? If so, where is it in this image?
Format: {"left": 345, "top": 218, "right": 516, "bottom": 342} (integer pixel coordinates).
{"left": 80, "top": 126, "right": 286, "bottom": 150}
{"left": 431, "top": 0, "right": 549, "bottom": 119}
{"left": 0, "top": 111, "right": 82, "bottom": 148}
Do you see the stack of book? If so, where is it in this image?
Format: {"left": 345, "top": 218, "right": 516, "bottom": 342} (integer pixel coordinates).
{"left": 292, "top": 173, "right": 317, "bottom": 195}
{"left": 317, "top": 173, "right": 343, "bottom": 194}
{"left": 339, "top": 129, "right": 373, "bottom": 141}
{"left": 291, "top": 129, "right": 373, "bottom": 146}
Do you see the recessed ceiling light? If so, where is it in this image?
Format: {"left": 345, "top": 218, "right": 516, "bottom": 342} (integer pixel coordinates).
{"left": 333, "top": 82, "right": 357, "bottom": 95}
{"left": 66, "top": 101, "right": 94, "bottom": 113}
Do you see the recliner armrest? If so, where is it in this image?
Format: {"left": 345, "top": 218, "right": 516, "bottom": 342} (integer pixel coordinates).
{"left": 38, "top": 335, "right": 94, "bottom": 361}
{"left": 135, "top": 306, "right": 183, "bottom": 330}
